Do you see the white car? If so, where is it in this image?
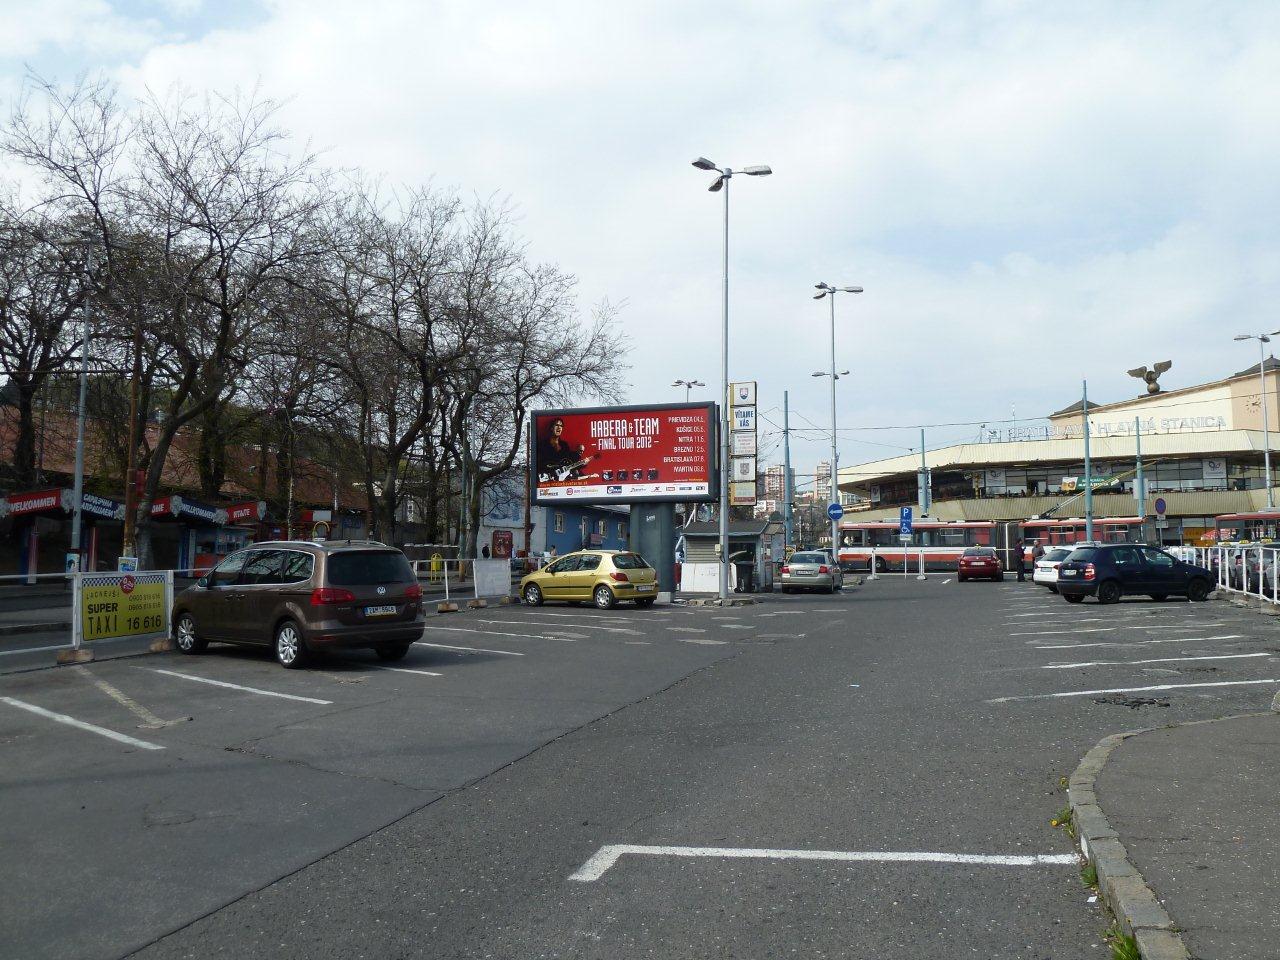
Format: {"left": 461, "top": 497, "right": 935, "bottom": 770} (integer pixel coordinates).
{"left": 1033, "top": 547, "right": 1074, "bottom": 592}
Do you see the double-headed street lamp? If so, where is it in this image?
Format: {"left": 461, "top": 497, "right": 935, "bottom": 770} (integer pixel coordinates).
{"left": 1234, "top": 331, "right": 1280, "bottom": 510}
{"left": 672, "top": 379, "right": 705, "bottom": 402}
{"left": 813, "top": 282, "right": 863, "bottom": 554}
{"left": 692, "top": 156, "right": 772, "bottom": 601}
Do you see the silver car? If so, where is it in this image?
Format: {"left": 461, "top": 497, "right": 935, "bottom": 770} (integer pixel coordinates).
{"left": 780, "top": 551, "right": 844, "bottom": 594}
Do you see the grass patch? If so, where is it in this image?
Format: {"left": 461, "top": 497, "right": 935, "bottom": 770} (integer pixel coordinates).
{"left": 1050, "top": 805, "right": 1077, "bottom": 839}
{"left": 1081, "top": 862, "right": 1098, "bottom": 888}
{"left": 1105, "top": 926, "right": 1140, "bottom": 960}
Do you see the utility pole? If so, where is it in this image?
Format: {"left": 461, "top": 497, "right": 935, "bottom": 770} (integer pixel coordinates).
{"left": 918, "top": 428, "right": 930, "bottom": 515}
{"left": 1083, "top": 380, "right": 1094, "bottom": 542}
{"left": 1134, "top": 416, "right": 1144, "bottom": 540}
{"left": 783, "top": 390, "right": 794, "bottom": 547}
{"left": 122, "top": 310, "right": 142, "bottom": 560}
{"left": 68, "top": 251, "right": 92, "bottom": 573}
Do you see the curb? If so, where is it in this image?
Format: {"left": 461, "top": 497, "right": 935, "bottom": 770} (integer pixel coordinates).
{"left": 1068, "top": 729, "right": 1191, "bottom": 960}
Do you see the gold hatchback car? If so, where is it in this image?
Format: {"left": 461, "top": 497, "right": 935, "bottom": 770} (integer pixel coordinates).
{"left": 520, "top": 550, "right": 658, "bottom": 609}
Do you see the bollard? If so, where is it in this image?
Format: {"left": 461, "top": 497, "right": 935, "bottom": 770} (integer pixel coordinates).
{"left": 916, "top": 548, "right": 926, "bottom": 581}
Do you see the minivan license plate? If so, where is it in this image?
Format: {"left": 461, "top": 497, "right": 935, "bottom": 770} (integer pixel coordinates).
{"left": 1061, "top": 570, "right": 1077, "bottom": 577}
{"left": 634, "top": 584, "right": 654, "bottom": 592}
{"left": 365, "top": 604, "right": 397, "bottom": 616}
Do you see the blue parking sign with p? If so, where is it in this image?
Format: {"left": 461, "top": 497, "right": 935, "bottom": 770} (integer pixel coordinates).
{"left": 899, "top": 506, "right": 913, "bottom": 535}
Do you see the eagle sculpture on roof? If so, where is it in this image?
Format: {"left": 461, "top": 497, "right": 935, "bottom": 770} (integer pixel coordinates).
{"left": 1127, "top": 360, "right": 1172, "bottom": 394}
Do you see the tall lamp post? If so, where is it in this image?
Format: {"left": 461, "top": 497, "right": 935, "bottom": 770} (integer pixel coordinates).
{"left": 672, "top": 379, "right": 705, "bottom": 402}
{"left": 692, "top": 156, "right": 772, "bottom": 601}
{"left": 813, "top": 282, "right": 863, "bottom": 554}
{"left": 1234, "top": 331, "right": 1280, "bottom": 510}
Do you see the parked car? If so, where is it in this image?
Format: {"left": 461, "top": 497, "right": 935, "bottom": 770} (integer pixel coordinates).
{"left": 172, "top": 541, "right": 426, "bottom": 668}
{"left": 1032, "top": 547, "right": 1073, "bottom": 592}
{"left": 1234, "top": 543, "right": 1280, "bottom": 595}
{"left": 1055, "top": 543, "right": 1213, "bottom": 604}
{"left": 780, "top": 551, "right": 844, "bottom": 594}
{"left": 520, "top": 550, "right": 658, "bottom": 609}
{"left": 957, "top": 546, "right": 1003, "bottom": 582}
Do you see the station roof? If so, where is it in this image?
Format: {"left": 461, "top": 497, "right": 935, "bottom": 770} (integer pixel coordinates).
{"left": 838, "top": 429, "right": 1278, "bottom": 491}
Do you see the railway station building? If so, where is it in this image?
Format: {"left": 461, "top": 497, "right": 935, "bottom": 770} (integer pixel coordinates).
{"left": 836, "top": 359, "right": 1280, "bottom": 547}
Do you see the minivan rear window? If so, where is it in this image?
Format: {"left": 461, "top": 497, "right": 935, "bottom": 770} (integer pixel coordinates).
{"left": 791, "top": 553, "right": 827, "bottom": 563}
{"left": 962, "top": 548, "right": 995, "bottom": 557}
{"left": 1066, "top": 547, "right": 1097, "bottom": 562}
{"left": 611, "top": 553, "right": 651, "bottom": 570}
{"left": 327, "top": 551, "right": 414, "bottom": 585}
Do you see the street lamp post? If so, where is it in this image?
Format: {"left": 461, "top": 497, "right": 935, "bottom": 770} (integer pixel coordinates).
{"left": 672, "top": 379, "right": 705, "bottom": 403}
{"left": 813, "top": 282, "right": 863, "bottom": 555}
{"left": 692, "top": 157, "right": 772, "bottom": 601}
{"left": 1234, "top": 331, "right": 1280, "bottom": 509}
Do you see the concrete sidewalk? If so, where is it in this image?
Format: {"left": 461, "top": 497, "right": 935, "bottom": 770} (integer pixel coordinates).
{"left": 1073, "top": 705, "right": 1280, "bottom": 960}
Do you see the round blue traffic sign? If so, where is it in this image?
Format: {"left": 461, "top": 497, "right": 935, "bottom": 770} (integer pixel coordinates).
{"left": 827, "top": 502, "right": 844, "bottom": 521}
{"left": 1154, "top": 497, "right": 1167, "bottom": 516}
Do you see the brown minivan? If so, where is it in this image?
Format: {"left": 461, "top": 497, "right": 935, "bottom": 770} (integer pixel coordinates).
{"left": 171, "top": 541, "right": 425, "bottom": 668}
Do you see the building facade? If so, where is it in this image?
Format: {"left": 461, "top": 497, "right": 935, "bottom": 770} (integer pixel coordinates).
{"left": 837, "top": 361, "right": 1280, "bottom": 546}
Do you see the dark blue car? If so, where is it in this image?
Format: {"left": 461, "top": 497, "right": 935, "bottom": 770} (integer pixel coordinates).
{"left": 1055, "top": 544, "right": 1214, "bottom": 604}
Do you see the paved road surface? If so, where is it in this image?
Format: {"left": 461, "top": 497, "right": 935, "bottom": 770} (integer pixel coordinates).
{"left": 2, "top": 578, "right": 1276, "bottom": 958}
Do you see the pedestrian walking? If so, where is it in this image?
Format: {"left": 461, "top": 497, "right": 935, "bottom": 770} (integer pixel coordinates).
{"left": 1013, "top": 537, "right": 1026, "bottom": 582}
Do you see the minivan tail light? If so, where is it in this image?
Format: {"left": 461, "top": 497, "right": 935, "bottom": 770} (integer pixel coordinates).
{"left": 609, "top": 572, "right": 629, "bottom": 583}
{"left": 1083, "top": 563, "right": 1096, "bottom": 581}
{"left": 781, "top": 565, "right": 790, "bottom": 574}
{"left": 404, "top": 583, "right": 422, "bottom": 600}
{"left": 819, "top": 565, "right": 829, "bottom": 574}
{"left": 311, "top": 587, "right": 356, "bottom": 606}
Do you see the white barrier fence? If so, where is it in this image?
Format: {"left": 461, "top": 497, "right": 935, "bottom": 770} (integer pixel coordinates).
{"left": 1205, "top": 545, "right": 1280, "bottom": 604}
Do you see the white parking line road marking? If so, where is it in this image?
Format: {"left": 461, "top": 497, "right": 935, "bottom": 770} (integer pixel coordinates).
{"left": 378, "top": 666, "right": 444, "bottom": 677}
{"left": 666, "top": 627, "right": 706, "bottom": 634}
{"left": 149, "top": 669, "right": 334, "bottom": 705}
{"left": 1033, "top": 634, "right": 1244, "bottom": 650}
{"left": 1042, "top": 653, "right": 1270, "bottom": 669}
{"left": 676, "top": 637, "right": 728, "bottom": 645}
{"left": 568, "top": 844, "right": 1077, "bottom": 883}
{"left": 1010, "top": 628, "right": 1117, "bottom": 636}
{"left": 0, "top": 696, "right": 165, "bottom": 751}
{"left": 988, "top": 678, "right": 1280, "bottom": 703}
{"left": 431, "top": 626, "right": 578, "bottom": 642}
{"left": 474, "top": 618, "right": 640, "bottom": 636}
{"left": 414, "top": 641, "right": 525, "bottom": 656}
{"left": 523, "top": 611, "right": 666, "bottom": 622}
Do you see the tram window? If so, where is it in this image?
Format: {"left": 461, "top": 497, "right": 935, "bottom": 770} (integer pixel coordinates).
{"left": 1103, "top": 526, "right": 1130, "bottom": 543}
{"left": 869, "top": 528, "right": 898, "bottom": 547}
{"left": 972, "top": 528, "right": 992, "bottom": 545}
{"left": 934, "top": 528, "right": 967, "bottom": 546}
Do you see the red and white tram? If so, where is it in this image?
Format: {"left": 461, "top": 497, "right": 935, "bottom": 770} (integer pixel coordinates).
{"left": 1213, "top": 511, "right": 1280, "bottom": 544}
{"left": 837, "top": 520, "right": 996, "bottom": 572}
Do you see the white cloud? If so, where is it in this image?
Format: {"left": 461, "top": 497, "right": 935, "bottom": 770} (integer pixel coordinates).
{"left": 13, "top": 0, "right": 1280, "bottom": 468}
{"left": 0, "top": 0, "right": 163, "bottom": 58}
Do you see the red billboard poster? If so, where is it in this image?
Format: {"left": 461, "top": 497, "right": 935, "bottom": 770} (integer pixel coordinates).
{"left": 531, "top": 403, "right": 716, "bottom": 505}
{"left": 491, "top": 530, "right": 514, "bottom": 558}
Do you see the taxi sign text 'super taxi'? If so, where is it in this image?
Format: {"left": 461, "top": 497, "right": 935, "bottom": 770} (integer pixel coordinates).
{"left": 80, "top": 572, "right": 170, "bottom": 642}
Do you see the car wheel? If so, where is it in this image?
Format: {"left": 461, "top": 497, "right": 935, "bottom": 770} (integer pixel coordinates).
{"left": 174, "top": 612, "right": 208, "bottom": 654}
{"left": 1187, "top": 578, "right": 1211, "bottom": 602}
{"left": 995, "top": 573, "right": 1004, "bottom": 582}
{"left": 1063, "top": 593, "right": 1085, "bottom": 604}
{"left": 1048, "top": 586, "right": 1058, "bottom": 594}
{"left": 593, "top": 585, "right": 616, "bottom": 609}
{"left": 375, "top": 642, "right": 411, "bottom": 661}
{"left": 827, "top": 583, "right": 837, "bottom": 594}
{"left": 1149, "top": 593, "right": 1168, "bottom": 602}
{"left": 958, "top": 575, "right": 967, "bottom": 582}
{"left": 782, "top": 587, "right": 793, "bottom": 594}
{"left": 523, "top": 583, "right": 544, "bottom": 606}
{"left": 636, "top": 597, "right": 656, "bottom": 607}
{"left": 274, "top": 620, "right": 307, "bottom": 669}
{"left": 1096, "top": 580, "right": 1122, "bottom": 605}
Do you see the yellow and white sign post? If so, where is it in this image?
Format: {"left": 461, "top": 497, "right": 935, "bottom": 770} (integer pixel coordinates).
{"left": 61, "top": 571, "right": 174, "bottom": 663}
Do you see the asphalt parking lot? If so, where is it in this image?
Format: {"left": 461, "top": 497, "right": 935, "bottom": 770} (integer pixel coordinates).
{"left": 2, "top": 578, "right": 1277, "bottom": 959}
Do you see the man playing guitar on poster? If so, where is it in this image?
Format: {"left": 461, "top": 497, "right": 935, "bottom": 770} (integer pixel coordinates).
{"left": 537, "top": 417, "right": 594, "bottom": 482}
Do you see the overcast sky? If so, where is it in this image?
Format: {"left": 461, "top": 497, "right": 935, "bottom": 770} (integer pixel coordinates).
{"left": 5, "top": 0, "right": 1280, "bottom": 487}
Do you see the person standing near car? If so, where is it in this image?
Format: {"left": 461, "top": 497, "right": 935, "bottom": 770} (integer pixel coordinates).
{"left": 1013, "top": 537, "right": 1026, "bottom": 581}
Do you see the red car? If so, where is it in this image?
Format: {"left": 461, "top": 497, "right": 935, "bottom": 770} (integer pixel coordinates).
{"left": 958, "top": 546, "right": 1003, "bottom": 582}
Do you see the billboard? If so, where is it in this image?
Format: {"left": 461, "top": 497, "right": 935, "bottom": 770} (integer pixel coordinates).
{"left": 531, "top": 403, "right": 716, "bottom": 505}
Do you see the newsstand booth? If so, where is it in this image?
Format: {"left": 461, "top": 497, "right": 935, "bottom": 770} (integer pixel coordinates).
{"left": 0, "top": 488, "right": 126, "bottom": 576}
{"left": 149, "top": 495, "right": 228, "bottom": 574}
